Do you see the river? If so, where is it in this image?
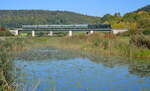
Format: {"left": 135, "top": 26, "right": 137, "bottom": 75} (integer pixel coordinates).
{"left": 13, "top": 47, "right": 150, "bottom": 91}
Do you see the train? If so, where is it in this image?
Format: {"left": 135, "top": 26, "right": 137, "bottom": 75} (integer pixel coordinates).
{"left": 22, "top": 24, "right": 111, "bottom": 30}
{"left": 88, "top": 24, "right": 111, "bottom": 29}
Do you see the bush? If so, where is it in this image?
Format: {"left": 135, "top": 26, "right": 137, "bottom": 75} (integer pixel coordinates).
{"left": 88, "top": 33, "right": 111, "bottom": 49}
{"left": 55, "top": 32, "right": 67, "bottom": 37}
{"left": 117, "top": 31, "right": 130, "bottom": 36}
{"left": 0, "top": 27, "right": 13, "bottom": 36}
{"left": 142, "top": 29, "right": 150, "bottom": 35}
{"left": 131, "top": 34, "right": 150, "bottom": 49}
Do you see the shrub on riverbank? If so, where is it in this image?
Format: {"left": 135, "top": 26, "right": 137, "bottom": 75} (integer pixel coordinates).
{"left": 0, "top": 27, "right": 13, "bottom": 36}
{"left": 131, "top": 34, "right": 150, "bottom": 49}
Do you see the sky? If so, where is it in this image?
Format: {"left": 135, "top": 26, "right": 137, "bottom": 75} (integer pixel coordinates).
{"left": 1, "top": 0, "right": 150, "bottom": 17}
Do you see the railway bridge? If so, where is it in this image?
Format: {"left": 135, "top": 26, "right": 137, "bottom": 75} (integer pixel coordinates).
{"left": 12, "top": 24, "right": 112, "bottom": 37}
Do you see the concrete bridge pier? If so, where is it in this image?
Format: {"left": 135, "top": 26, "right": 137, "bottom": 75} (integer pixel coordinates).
{"left": 32, "top": 30, "right": 35, "bottom": 37}
{"left": 48, "top": 31, "right": 53, "bottom": 36}
{"left": 90, "top": 30, "right": 94, "bottom": 34}
{"left": 15, "top": 30, "right": 19, "bottom": 36}
{"left": 69, "top": 30, "right": 72, "bottom": 36}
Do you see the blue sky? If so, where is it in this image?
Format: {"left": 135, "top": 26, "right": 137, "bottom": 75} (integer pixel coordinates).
{"left": 1, "top": 0, "right": 150, "bottom": 17}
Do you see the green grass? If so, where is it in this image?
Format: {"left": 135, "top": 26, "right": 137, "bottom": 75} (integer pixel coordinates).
{"left": 133, "top": 48, "right": 150, "bottom": 57}
{"left": 118, "top": 36, "right": 130, "bottom": 43}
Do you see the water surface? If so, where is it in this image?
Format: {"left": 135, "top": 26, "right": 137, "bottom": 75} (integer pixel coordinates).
{"left": 14, "top": 47, "right": 150, "bottom": 91}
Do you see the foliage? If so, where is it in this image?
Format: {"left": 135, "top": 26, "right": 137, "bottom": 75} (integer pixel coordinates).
{"left": 142, "top": 29, "right": 150, "bottom": 35}
{"left": 136, "top": 18, "right": 150, "bottom": 35}
{"left": 137, "top": 18, "right": 150, "bottom": 29}
{"left": 136, "top": 5, "right": 150, "bottom": 12}
{"left": 0, "top": 10, "right": 100, "bottom": 28}
{"left": 0, "top": 27, "right": 13, "bottom": 36}
{"left": 133, "top": 48, "right": 150, "bottom": 57}
{"left": 131, "top": 34, "right": 150, "bottom": 49}
{"left": 100, "top": 5, "right": 150, "bottom": 30}
{"left": 111, "top": 22, "right": 127, "bottom": 28}
{"left": 0, "top": 5, "right": 150, "bottom": 30}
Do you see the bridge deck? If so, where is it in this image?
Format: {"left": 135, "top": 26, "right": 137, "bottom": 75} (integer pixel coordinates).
{"left": 20, "top": 28, "right": 112, "bottom": 32}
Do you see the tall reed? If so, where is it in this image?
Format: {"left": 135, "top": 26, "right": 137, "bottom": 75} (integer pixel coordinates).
{"left": 0, "top": 38, "right": 25, "bottom": 91}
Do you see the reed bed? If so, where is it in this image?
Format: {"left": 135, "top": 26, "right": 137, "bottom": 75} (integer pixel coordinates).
{"left": 0, "top": 38, "right": 26, "bottom": 91}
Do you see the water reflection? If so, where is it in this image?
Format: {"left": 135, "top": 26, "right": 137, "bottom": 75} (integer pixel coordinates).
{"left": 14, "top": 47, "right": 150, "bottom": 91}
{"left": 128, "top": 58, "right": 150, "bottom": 78}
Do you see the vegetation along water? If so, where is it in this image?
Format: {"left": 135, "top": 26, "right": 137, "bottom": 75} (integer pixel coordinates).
{"left": 0, "top": 32, "right": 150, "bottom": 91}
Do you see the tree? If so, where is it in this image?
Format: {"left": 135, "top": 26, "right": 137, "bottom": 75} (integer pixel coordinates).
{"left": 114, "top": 12, "right": 121, "bottom": 17}
{"left": 137, "top": 18, "right": 150, "bottom": 29}
{"left": 0, "top": 27, "right": 13, "bottom": 36}
{"left": 137, "top": 18, "right": 150, "bottom": 35}
{"left": 101, "top": 14, "right": 114, "bottom": 23}
{"left": 123, "top": 13, "right": 137, "bottom": 22}
{"left": 111, "top": 22, "right": 126, "bottom": 28}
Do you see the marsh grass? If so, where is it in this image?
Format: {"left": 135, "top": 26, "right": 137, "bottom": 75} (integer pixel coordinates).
{"left": 43, "top": 33, "right": 150, "bottom": 59}
{"left": 0, "top": 37, "right": 26, "bottom": 91}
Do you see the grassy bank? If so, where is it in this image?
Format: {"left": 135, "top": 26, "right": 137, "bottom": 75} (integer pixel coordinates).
{"left": 30, "top": 33, "right": 150, "bottom": 59}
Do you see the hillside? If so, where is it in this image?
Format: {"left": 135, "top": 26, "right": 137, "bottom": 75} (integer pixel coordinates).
{"left": 100, "top": 4, "right": 150, "bottom": 29}
{"left": 136, "top": 5, "right": 150, "bottom": 12}
{"left": 0, "top": 10, "right": 100, "bottom": 28}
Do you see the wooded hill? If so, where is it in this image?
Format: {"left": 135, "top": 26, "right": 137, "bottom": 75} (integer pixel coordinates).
{"left": 136, "top": 5, "right": 150, "bottom": 12}
{"left": 0, "top": 4, "right": 150, "bottom": 29}
{"left": 101, "top": 4, "right": 150, "bottom": 29}
{"left": 0, "top": 10, "right": 100, "bottom": 28}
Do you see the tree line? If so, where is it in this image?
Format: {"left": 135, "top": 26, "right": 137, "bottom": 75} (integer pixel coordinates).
{"left": 0, "top": 10, "right": 100, "bottom": 28}
{"left": 0, "top": 5, "right": 150, "bottom": 34}
{"left": 101, "top": 5, "right": 150, "bottom": 34}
